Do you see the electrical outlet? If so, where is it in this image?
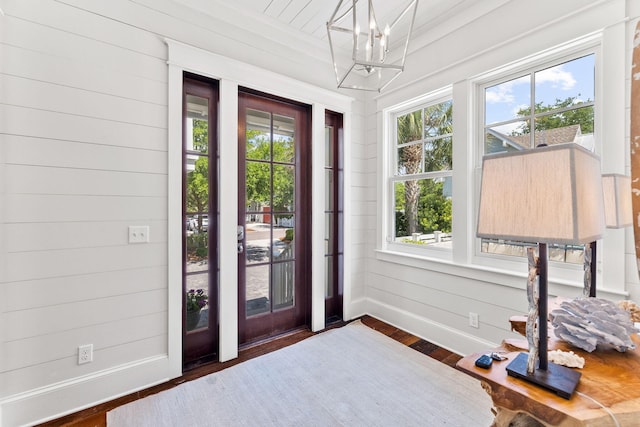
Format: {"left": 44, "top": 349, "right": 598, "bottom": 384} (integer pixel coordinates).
{"left": 128, "top": 226, "right": 149, "bottom": 243}
{"left": 78, "top": 344, "right": 93, "bottom": 365}
{"left": 469, "top": 312, "right": 479, "bottom": 328}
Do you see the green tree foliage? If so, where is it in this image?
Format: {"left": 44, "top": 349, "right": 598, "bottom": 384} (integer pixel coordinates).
{"left": 192, "top": 119, "right": 208, "bottom": 152}
{"left": 394, "top": 179, "right": 452, "bottom": 237}
{"left": 187, "top": 156, "right": 209, "bottom": 231}
{"left": 185, "top": 119, "right": 210, "bottom": 231}
{"left": 513, "top": 96, "right": 593, "bottom": 135}
{"left": 424, "top": 101, "right": 453, "bottom": 170}
{"left": 418, "top": 180, "right": 451, "bottom": 233}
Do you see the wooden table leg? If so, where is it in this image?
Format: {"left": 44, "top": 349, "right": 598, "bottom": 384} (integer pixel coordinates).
{"left": 492, "top": 407, "right": 546, "bottom": 427}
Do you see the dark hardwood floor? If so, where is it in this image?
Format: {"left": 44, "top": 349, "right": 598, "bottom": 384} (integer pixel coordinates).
{"left": 39, "top": 315, "right": 461, "bottom": 427}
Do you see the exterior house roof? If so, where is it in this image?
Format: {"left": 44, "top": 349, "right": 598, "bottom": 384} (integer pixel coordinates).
{"left": 489, "top": 124, "right": 582, "bottom": 150}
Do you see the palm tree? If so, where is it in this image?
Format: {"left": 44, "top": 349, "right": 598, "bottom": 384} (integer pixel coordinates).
{"left": 397, "top": 111, "right": 422, "bottom": 234}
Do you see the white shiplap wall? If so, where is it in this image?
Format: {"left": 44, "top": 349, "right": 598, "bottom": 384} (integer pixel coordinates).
{"left": 0, "top": 0, "right": 364, "bottom": 425}
{"left": 1, "top": 0, "right": 171, "bottom": 423}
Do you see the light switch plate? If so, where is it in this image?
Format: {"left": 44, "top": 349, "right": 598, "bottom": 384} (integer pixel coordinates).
{"left": 128, "top": 226, "right": 149, "bottom": 243}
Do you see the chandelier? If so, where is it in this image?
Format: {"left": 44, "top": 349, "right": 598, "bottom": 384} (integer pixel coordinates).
{"left": 327, "top": 0, "right": 418, "bottom": 92}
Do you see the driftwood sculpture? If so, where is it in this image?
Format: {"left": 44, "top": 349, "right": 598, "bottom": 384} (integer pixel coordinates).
{"left": 525, "top": 248, "right": 540, "bottom": 374}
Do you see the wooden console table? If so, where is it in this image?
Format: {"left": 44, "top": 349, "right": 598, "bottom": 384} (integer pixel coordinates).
{"left": 457, "top": 333, "right": 640, "bottom": 426}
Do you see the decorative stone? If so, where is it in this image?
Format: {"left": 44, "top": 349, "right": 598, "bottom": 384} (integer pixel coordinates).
{"left": 550, "top": 297, "right": 636, "bottom": 353}
{"left": 548, "top": 349, "right": 585, "bottom": 369}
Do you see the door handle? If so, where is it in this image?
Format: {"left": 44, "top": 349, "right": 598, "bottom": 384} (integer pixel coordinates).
{"left": 237, "top": 242, "right": 244, "bottom": 254}
{"left": 237, "top": 225, "right": 244, "bottom": 241}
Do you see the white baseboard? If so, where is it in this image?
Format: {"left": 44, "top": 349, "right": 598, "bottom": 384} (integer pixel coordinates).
{"left": 345, "top": 297, "right": 367, "bottom": 321}
{"left": 1, "top": 297, "right": 494, "bottom": 426}
{"left": 365, "top": 298, "right": 498, "bottom": 356}
{"left": 1, "top": 355, "right": 173, "bottom": 427}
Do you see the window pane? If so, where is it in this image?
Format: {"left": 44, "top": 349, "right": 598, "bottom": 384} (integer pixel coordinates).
{"left": 273, "top": 215, "right": 294, "bottom": 262}
{"left": 393, "top": 178, "right": 452, "bottom": 244}
{"left": 246, "top": 265, "right": 270, "bottom": 316}
{"left": 246, "top": 161, "right": 270, "bottom": 212}
{"left": 185, "top": 95, "right": 209, "bottom": 154}
{"left": 325, "top": 213, "right": 333, "bottom": 255}
{"left": 186, "top": 232, "right": 208, "bottom": 270}
{"left": 424, "top": 136, "right": 452, "bottom": 171}
{"left": 186, "top": 274, "right": 209, "bottom": 332}
{"left": 481, "top": 239, "right": 583, "bottom": 265}
{"left": 533, "top": 105, "right": 594, "bottom": 148}
{"left": 424, "top": 100, "right": 452, "bottom": 138}
{"left": 273, "top": 261, "right": 294, "bottom": 309}
{"left": 325, "top": 126, "right": 334, "bottom": 167}
{"left": 325, "top": 169, "right": 334, "bottom": 210}
{"left": 246, "top": 222, "right": 271, "bottom": 265}
{"left": 325, "top": 256, "right": 333, "bottom": 298}
{"left": 534, "top": 55, "right": 594, "bottom": 109}
{"left": 397, "top": 110, "right": 423, "bottom": 145}
{"left": 273, "top": 114, "right": 295, "bottom": 163}
{"left": 186, "top": 155, "right": 209, "bottom": 226}
{"left": 397, "top": 144, "right": 423, "bottom": 175}
{"left": 485, "top": 75, "right": 530, "bottom": 125}
{"left": 484, "top": 121, "right": 530, "bottom": 154}
{"left": 246, "top": 108, "right": 271, "bottom": 161}
{"left": 273, "top": 164, "right": 294, "bottom": 212}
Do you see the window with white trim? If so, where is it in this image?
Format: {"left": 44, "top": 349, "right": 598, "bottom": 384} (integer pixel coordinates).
{"left": 390, "top": 97, "right": 453, "bottom": 249}
{"left": 480, "top": 52, "right": 596, "bottom": 264}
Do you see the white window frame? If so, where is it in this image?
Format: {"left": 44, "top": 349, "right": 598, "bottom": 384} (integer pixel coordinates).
{"left": 472, "top": 39, "right": 603, "bottom": 284}
{"left": 382, "top": 86, "right": 454, "bottom": 261}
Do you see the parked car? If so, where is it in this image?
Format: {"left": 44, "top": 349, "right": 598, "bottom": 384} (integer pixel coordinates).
{"left": 193, "top": 214, "right": 208, "bottom": 232}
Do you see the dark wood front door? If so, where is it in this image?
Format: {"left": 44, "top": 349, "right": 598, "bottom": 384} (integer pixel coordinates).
{"left": 237, "top": 90, "right": 311, "bottom": 344}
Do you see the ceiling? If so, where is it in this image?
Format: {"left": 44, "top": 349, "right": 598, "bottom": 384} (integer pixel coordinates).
{"left": 225, "top": 0, "right": 472, "bottom": 44}
{"left": 172, "top": 0, "right": 504, "bottom": 56}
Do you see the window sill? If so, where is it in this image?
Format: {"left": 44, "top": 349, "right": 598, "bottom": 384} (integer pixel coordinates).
{"left": 374, "top": 248, "right": 629, "bottom": 300}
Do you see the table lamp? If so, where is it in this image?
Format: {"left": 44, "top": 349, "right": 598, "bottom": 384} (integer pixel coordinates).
{"left": 584, "top": 174, "right": 633, "bottom": 297}
{"left": 477, "top": 143, "right": 605, "bottom": 399}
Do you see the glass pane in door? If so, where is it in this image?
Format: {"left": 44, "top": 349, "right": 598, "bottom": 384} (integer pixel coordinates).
{"left": 246, "top": 264, "right": 270, "bottom": 316}
{"left": 272, "top": 261, "right": 294, "bottom": 309}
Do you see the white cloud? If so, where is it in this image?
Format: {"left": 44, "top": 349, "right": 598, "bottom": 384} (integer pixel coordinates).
{"left": 536, "top": 67, "right": 576, "bottom": 90}
{"left": 485, "top": 76, "right": 529, "bottom": 104}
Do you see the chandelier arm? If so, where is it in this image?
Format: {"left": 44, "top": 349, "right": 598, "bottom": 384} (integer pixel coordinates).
{"left": 399, "top": 0, "right": 418, "bottom": 64}
{"left": 328, "top": 0, "right": 349, "bottom": 26}
{"left": 388, "top": 0, "right": 418, "bottom": 31}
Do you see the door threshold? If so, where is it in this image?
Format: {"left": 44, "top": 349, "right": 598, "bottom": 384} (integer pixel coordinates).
{"left": 239, "top": 325, "right": 312, "bottom": 351}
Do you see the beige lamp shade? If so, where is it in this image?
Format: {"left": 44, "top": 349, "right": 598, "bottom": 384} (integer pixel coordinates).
{"left": 477, "top": 143, "right": 605, "bottom": 244}
{"left": 602, "top": 174, "right": 633, "bottom": 228}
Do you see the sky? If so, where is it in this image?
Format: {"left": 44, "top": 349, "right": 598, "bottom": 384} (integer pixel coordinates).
{"left": 485, "top": 54, "right": 595, "bottom": 129}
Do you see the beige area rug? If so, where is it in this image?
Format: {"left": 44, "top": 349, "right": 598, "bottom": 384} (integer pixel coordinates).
{"left": 107, "top": 321, "right": 493, "bottom": 426}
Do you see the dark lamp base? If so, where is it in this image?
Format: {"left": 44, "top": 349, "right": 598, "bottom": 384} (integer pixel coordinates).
{"left": 506, "top": 352, "right": 581, "bottom": 400}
